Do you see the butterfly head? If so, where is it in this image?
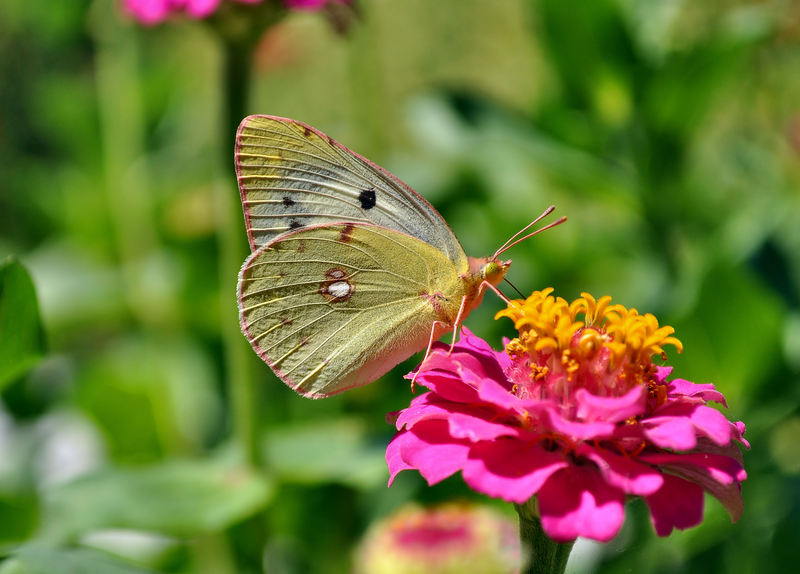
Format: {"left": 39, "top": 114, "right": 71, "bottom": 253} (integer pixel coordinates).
{"left": 465, "top": 256, "right": 511, "bottom": 293}
{"left": 481, "top": 257, "right": 511, "bottom": 287}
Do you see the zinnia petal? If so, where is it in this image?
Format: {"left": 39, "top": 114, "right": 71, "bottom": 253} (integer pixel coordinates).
{"left": 640, "top": 452, "right": 747, "bottom": 486}
{"left": 461, "top": 439, "right": 568, "bottom": 504}
{"left": 645, "top": 474, "right": 704, "bottom": 536}
{"left": 394, "top": 394, "right": 519, "bottom": 442}
{"left": 537, "top": 465, "right": 626, "bottom": 543}
{"left": 386, "top": 436, "right": 414, "bottom": 485}
{"left": 575, "top": 385, "right": 647, "bottom": 423}
{"left": 577, "top": 444, "right": 664, "bottom": 496}
{"left": 124, "top": 0, "right": 172, "bottom": 24}
{"left": 732, "top": 421, "right": 750, "bottom": 449}
{"left": 539, "top": 406, "right": 616, "bottom": 441}
{"left": 387, "top": 420, "right": 471, "bottom": 486}
{"left": 185, "top": 0, "right": 221, "bottom": 17}
{"left": 640, "top": 451, "right": 746, "bottom": 521}
{"left": 407, "top": 368, "right": 483, "bottom": 404}
{"left": 690, "top": 405, "right": 734, "bottom": 445}
{"left": 668, "top": 378, "right": 728, "bottom": 406}
{"left": 642, "top": 415, "right": 699, "bottom": 450}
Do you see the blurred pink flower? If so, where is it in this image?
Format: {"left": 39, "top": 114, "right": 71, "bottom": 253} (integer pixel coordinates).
{"left": 354, "top": 503, "right": 520, "bottom": 574}
{"left": 285, "top": 0, "right": 347, "bottom": 9}
{"left": 387, "top": 290, "right": 749, "bottom": 543}
{"left": 122, "top": 0, "right": 256, "bottom": 25}
{"left": 123, "top": 0, "right": 344, "bottom": 25}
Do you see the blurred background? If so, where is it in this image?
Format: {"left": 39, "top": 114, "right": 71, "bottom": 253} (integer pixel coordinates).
{"left": 1, "top": 0, "right": 799, "bottom": 572}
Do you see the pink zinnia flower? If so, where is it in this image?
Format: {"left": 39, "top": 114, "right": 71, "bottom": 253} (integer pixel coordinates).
{"left": 285, "top": 0, "right": 347, "bottom": 10}
{"left": 123, "top": 0, "right": 344, "bottom": 25}
{"left": 354, "top": 503, "right": 520, "bottom": 574}
{"left": 387, "top": 289, "right": 748, "bottom": 543}
{"left": 122, "top": 0, "right": 255, "bottom": 25}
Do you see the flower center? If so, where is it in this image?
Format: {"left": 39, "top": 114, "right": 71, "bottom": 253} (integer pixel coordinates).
{"left": 497, "top": 289, "right": 683, "bottom": 408}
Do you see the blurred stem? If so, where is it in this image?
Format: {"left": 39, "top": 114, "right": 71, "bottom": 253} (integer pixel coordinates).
{"left": 94, "top": 3, "right": 191, "bottom": 458}
{"left": 218, "top": 33, "right": 261, "bottom": 468}
{"left": 347, "top": 0, "right": 388, "bottom": 154}
{"left": 214, "top": 1, "right": 282, "bottom": 472}
{"left": 93, "top": 5, "right": 163, "bottom": 325}
{"left": 192, "top": 532, "right": 239, "bottom": 574}
{"left": 515, "top": 499, "right": 573, "bottom": 574}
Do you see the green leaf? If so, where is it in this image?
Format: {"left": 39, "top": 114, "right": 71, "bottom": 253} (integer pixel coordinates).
{"left": 42, "top": 455, "right": 273, "bottom": 540}
{"left": 0, "top": 545, "right": 152, "bottom": 574}
{"left": 75, "top": 336, "right": 223, "bottom": 462}
{"left": 0, "top": 490, "right": 39, "bottom": 550}
{"left": 0, "top": 257, "right": 46, "bottom": 391}
{"left": 263, "top": 418, "right": 387, "bottom": 490}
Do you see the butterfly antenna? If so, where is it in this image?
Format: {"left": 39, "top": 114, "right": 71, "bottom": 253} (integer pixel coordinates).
{"left": 494, "top": 213, "right": 567, "bottom": 258}
{"left": 493, "top": 205, "right": 555, "bottom": 257}
{"left": 504, "top": 277, "right": 525, "bottom": 298}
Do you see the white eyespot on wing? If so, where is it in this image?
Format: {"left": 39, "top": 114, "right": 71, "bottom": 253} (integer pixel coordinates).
{"left": 327, "top": 281, "right": 351, "bottom": 299}
{"left": 319, "top": 268, "right": 355, "bottom": 302}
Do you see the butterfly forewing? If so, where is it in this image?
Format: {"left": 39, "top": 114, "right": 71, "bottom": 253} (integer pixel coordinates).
{"left": 238, "top": 223, "right": 466, "bottom": 398}
{"left": 235, "top": 115, "right": 467, "bottom": 268}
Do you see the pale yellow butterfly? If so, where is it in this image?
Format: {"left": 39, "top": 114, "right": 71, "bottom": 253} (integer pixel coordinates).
{"left": 235, "top": 115, "right": 562, "bottom": 398}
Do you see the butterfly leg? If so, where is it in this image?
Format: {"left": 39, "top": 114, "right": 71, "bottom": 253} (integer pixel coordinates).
{"left": 449, "top": 281, "right": 517, "bottom": 357}
{"left": 411, "top": 283, "right": 516, "bottom": 390}
{"left": 479, "top": 279, "right": 513, "bottom": 306}
{"left": 410, "top": 319, "right": 453, "bottom": 391}
{"left": 447, "top": 294, "right": 471, "bottom": 356}
{"left": 446, "top": 284, "right": 513, "bottom": 357}
{"left": 447, "top": 281, "right": 511, "bottom": 357}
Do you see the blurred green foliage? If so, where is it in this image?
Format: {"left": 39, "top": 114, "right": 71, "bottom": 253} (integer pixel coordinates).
{"left": 0, "top": 258, "right": 46, "bottom": 390}
{"left": 1, "top": 0, "right": 799, "bottom": 573}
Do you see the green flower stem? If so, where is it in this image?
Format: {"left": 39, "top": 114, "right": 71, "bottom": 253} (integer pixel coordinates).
{"left": 218, "top": 33, "right": 260, "bottom": 469}
{"left": 214, "top": 1, "right": 285, "bottom": 471}
{"left": 212, "top": 8, "right": 290, "bottom": 572}
{"left": 94, "top": 2, "right": 191, "bottom": 457}
{"left": 93, "top": 7, "right": 162, "bottom": 325}
{"left": 515, "top": 499, "right": 574, "bottom": 574}
{"left": 212, "top": 0, "right": 283, "bottom": 472}
{"left": 192, "top": 532, "right": 239, "bottom": 574}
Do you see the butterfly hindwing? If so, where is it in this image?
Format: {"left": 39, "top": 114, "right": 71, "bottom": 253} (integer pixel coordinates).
{"left": 235, "top": 115, "right": 468, "bottom": 268}
{"left": 238, "top": 223, "right": 467, "bottom": 398}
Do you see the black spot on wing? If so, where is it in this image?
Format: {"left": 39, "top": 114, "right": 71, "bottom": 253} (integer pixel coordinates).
{"left": 282, "top": 196, "right": 295, "bottom": 207}
{"left": 359, "top": 188, "right": 377, "bottom": 210}
{"left": 289, "top": 220, "right": 303, "bottom": 230}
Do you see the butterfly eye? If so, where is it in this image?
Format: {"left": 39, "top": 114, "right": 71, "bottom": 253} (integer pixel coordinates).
{"left": 482, "top": 261, "right": 503, "bottom": 282}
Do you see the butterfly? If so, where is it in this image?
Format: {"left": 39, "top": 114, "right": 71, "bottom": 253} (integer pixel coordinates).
{"left": 235, "top": 115, "right": 562, "bottom": 398}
